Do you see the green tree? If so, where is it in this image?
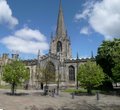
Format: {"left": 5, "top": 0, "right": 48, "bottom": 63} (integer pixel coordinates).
{"left": 112, "top": 62, "right": 120, "bottom": 83}
{"left": 2, "top": 60, "right": 29, "bottom": 95}
{"left": 78, "top": 61, "right": 105, "bottom": 94}
{"left": 96, "top": 39, "right": 120, "bottom": 89}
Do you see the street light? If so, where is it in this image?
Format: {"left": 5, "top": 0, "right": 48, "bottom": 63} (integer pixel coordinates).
{"left": 0, "top": 61, "right": 3, "bottom": 86}
{"left": 57, "top": 52, "right": 61, "bottom": 95}
{"left": 76, "top": 53, "right": 79, "bottom": 89}
{"left": 0, "top": 65, "right": 1, "bottom": 86}
{"left": 57, "top": 65, "right": 60, "bottom": 95}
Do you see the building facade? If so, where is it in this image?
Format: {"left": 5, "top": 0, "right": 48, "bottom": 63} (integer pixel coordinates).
{"left": 0, "top": 1, "right": 94, "bottom": 88}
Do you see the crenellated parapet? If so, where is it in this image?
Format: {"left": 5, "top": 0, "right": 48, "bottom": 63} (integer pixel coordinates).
{"left": 22, "top": 59, "right": 37, "bottom": 66}
{"left": 40, "top": 53, "right": 59, "bottom": 61}
{"left": 64, "top": 57, "right": 95, "bottom": 63}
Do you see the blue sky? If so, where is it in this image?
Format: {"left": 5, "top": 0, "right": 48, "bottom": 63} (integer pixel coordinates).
{"left": 0, "top": 0, "right": 120, "bottom": 59}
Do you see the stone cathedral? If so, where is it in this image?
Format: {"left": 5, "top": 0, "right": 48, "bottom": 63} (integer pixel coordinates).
{"left": 0, "top": 1, "right": 94, "bottom": 87}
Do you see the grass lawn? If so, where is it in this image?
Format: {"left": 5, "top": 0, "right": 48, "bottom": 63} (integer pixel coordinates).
{"left": 0, "top": 85, "right": 24, "bottom": 90}
{"left": 63, "top": 88, "right": 97, "bottom": 94}
{"left": 0, "top": 85, "right": 10, "bottom": 89}
{"left": 64, "top": 88, "right": 87, "bottom": 93}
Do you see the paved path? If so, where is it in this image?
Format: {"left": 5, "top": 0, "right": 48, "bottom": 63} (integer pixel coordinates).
{"left": 0, "top": 89, "right": 120, "bottom": 110}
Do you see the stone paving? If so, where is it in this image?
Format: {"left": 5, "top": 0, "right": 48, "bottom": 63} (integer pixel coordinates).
{"left": 0, "top": 89, "right": 120, "bottom": 110}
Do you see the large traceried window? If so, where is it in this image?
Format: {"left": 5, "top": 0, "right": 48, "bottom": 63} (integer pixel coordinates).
{"left": 69, "top": 65, "right": 75, "bottom": 81}
{"left": 57, "top": 41, "right": 62, "bottom": 53}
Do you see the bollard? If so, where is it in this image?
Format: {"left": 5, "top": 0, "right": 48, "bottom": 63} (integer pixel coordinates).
{"left": 56, "top": 87, "right": 59, "bottom": 95}
{"left": 96, "top": 91, "right": 99, "bottom": 100}
{"left": 52, "top": 90, "right": 54, "bottom": 97}
{"left": 114, "top": 91, "right": 116, "bottom": 96}
{"left": 44, "top": 86, "right": 48, "bottom": 95}
{"left": 72, "top": 92, "right": 74, "bottom": 99}
{"left": 54, "top": 89, "right": 55, "bottom": 94}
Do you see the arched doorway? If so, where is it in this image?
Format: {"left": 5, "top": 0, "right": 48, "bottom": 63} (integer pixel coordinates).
{"left": 46, "top": 61, "right": 56, "bottom": 82}
{"left": 57, "top": 41, "right": 62, "bottom": 53}
{"left": 69, "top": 65, "right": 75, "bottom": 81}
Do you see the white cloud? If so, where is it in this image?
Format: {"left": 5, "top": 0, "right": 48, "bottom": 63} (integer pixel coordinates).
{"left": 75, "top": 9, "right": 90, "bottom": 21}
{"left": 75, "top": 1, "right": 95, "bottom": 21}
{"left": 1, "top": 27, "right": 49, "bottom": 55}
{"left": 75, "top": 0, "right": 120, "bottom": 40}
{"left": 0, "top": 0, "right": 18, "bottom": 28}
{"left": 80, "top": 27, "right": 90, "bottom": 35}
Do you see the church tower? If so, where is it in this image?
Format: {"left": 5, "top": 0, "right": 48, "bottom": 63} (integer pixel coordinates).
{"left": 50, "top": 0, "right": 72, "bottom": 61}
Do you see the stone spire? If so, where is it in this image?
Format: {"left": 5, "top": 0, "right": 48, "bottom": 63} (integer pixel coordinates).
{"left": 56, "top": 0, "right": 66, "bottom": 37}
{"left": 77, "top": 52, "right": 79, "bottom": 60}
{"left": 91, "top": 51, "right": 94, "bottom": 59}
{"left": 37, "top": 50, "right": 41, "bottom": 61}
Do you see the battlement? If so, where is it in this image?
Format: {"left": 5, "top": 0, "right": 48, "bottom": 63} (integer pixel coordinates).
{"left": 40, "top": 53, "right": 59, "bottom": 61}
{"left": 23, "top": 59, "right": 37, "bottom": 66}
{"left": 65, "top": 57, "right": 95, "bottom": 63}
{"left": 1, "top": 53, "right": 9, "bottom": 59}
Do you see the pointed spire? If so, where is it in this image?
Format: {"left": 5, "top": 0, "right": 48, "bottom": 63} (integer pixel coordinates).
{"left": 49, "top": 33, "right": 52, "bottom": 54}
{"left": 66, "top": 30, "right": 68, "bottom": 36}
{"left": 51, "top": 32, "right": 53, "bottom": 40}
{"left": 56, "top": 0, "right": 66, "bottom": 37}
{"left": 37, "top": 50, "right": 41, "bottom": 60}
{"left": 69, "top": 36, "right": 71, "bottom": 43}
{"left": 77, "top": 52, "right": 79, "bottom": 60}
{"left": 91, "top": 51, "right": 94, "bottom": 58}
{"left": 37, "top": 50, "right": 41, "bottom": 68}
{"left": 49, "top": 48, "right": 51, "bottom": 54}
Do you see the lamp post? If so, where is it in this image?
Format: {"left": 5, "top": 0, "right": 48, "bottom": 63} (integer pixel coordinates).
{"left": 0, "top": 61, "right": 3, "bottom": 86}
{"left": 76, "top": 53, "right": 79, "bottom": 89}
{"left": 57, "top": 52, "right": 61, "bottom": 95}
{"left": 0, "top": 65, "right": 2, "bottom": 86}
{"left": 57, "top": 65, "right": 60, "bottom": 95}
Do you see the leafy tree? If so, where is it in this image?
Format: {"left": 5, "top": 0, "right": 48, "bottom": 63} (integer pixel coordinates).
{"left": 2, "top": 60, "right": 29, "bottom": 95}
{"left": 112, "top": 62, "right": 120, "bottom": 83}
{"left": 96, "top": 39, "right": 120, "bottom": 89}
{"left": 78, "top": 61, "right": 105, "bottom": 94}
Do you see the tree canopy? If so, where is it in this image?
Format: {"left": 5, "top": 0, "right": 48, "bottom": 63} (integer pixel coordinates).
{"left": 96, "top": 39, "right": 120, "bottom": 83}
{"left": 78, "top": 61, "right": 105, "bottom": 94}
{"left": 112, "top": 62, "right": 120, "bottom": 82}
{"left": 2, "top": 60, "right": 29, "bottom": 95}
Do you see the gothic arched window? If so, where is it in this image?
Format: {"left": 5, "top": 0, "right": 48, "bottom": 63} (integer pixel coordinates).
{"left": 69, "top": 65, "right": 75, "bottom": 81}
{"left": 57, "top": 41, "right": 62, "bottom": 53}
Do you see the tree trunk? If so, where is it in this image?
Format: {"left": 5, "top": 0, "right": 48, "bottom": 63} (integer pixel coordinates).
{"left": 11, "top": 82, "right": 16, "bottom": 95}
{"left": 57, "top": 79, "right": 59, "bottom": 95}
{"left": 87, "top": 85, "right": 92, "bottom": 95}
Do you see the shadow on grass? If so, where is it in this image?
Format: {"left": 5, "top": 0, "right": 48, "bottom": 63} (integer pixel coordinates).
{"left": 25, "top": 105, "right": 56, "bottom": 110}
{"left": 74, "top": 92, "right": 95, "bottom": 96}
{"left": 100, "top": 90, "right": 120, "bottom": 96}
{"left": 32, "top": 93, "right": 44, "bottom": 96}
{"left": 27, "top": 105, "right": 120, "bottom": 110}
